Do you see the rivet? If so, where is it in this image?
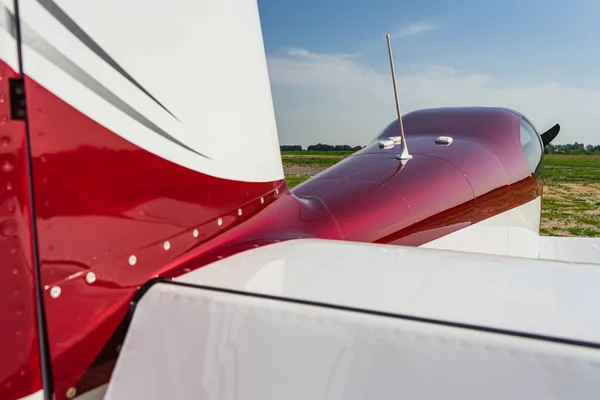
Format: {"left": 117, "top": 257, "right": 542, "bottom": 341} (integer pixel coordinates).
{"left": 1, "top": 220, "right": 17, "bottom": 237}
{"left": 237, "top": 209, "right": 242, "bottom": 216}
{"left": 260, "top": 197, "right": 264, "bottom": 204}
{"left": 49, "top": 286, "right": 61, "bottom": 298}
{"left": 192, "top": 229, "right": 199, "bottom": 238}
{"left": 275, "top": 188, "right": 279, "bottom": 195}
{"left": 66, "top": 387, "right": 77, "bottom": 399}
{"left": 2, "top": 160, "right": 13, "bottom": 172}
{"left": 217, "top": 218, "right": 223, "bottom": 226}
{"left": 1, "top": 136, "right": 9, "bottom": 147}
{"left": 6, "top": 181, "right": 12, "bottom": 191}
{"left": 40, "top": 155, "right": 47, "bottom": 163}
{"left": 128, "top": 255, "right": 137, "bottom": 266}
{"left": 163, "top": 241, "right": 171, "bottom": 250}
{"left": 85, "top": 272, "right": 96, "bottom": 284}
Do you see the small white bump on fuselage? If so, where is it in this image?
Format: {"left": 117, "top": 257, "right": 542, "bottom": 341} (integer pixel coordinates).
{"left": 85, "top": 272, "right": 97, "bottom": 284}
{"left": 50, "top": 286, "right": 61, "bottom": 298}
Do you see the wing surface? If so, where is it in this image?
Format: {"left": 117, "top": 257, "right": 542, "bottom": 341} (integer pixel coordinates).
{"left": 106, "top": 239, "right": 600, "bottom": 399}
{"left": 539, "top": 236, "right": 600, "bottom": 264}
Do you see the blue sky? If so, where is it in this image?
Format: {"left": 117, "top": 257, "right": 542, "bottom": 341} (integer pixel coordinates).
{"left": 257, "top": 0, "right": 600, "bottom": 146}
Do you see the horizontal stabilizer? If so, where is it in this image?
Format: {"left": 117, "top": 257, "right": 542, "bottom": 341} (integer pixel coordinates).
{"left": 541, "top": 123, "right": 560, "bottom": 146}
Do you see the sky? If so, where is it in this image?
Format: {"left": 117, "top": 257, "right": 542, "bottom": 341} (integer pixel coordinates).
{"left": 257, "top": 0, "right": 600, "bottom": 147}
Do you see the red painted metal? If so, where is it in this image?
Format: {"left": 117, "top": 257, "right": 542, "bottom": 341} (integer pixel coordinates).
{"left": 0, "top": 68, "right": 541, "bottom": 399}
{"left": 294, "top": 107, "right": 541, "bottom": 246}
{"left": 0, "top": 63, "right": 42, "bottom": 399}
{"left": 17, "top": 72, "right": 346, "bottom": 399}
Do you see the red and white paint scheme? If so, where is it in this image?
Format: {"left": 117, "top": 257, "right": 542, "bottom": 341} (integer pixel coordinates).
{"left": 0, "top": 0, "right": 599, "bottom": 399}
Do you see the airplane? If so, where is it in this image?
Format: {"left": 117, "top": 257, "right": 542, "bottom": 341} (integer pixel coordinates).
{"left": 1, "top": 0, "right": 599, "bottom": 399}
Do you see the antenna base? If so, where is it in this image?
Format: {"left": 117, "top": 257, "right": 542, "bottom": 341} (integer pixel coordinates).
{"left": 395, "top": 146, "right": 413, "bottom": 161}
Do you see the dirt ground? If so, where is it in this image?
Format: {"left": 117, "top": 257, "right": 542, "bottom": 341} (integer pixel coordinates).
{"left": 541, "top": 182, "right": 600, "bottom": 237}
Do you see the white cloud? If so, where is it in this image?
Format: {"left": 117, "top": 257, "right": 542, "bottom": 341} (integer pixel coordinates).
{"left": 392, "top": 23, "right": 438, "bottom": 38}
{"left": 267, "top": 48, "right": 600, "bottom": 147}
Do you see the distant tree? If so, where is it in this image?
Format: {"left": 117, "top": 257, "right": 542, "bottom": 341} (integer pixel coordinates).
{"left": 544, "top": 142, "right": 600, "bottom": 155}
{"left": 306, "top": 143, "right": 363, "bottom": 151}
{"left": 307, "top": 143, "right": 334, "bottom": 151}
{"left": 280, "top": 145, "right": 303, "bottom": 151}
{"left": 297, "top": 142, "right": 600, "bottom": 154}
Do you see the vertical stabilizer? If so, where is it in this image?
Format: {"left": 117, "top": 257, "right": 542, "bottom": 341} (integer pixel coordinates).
{"left": 1, "top": 0, "right": 287, "bottom": 398}
{"left": 18, "top": 0, "right": 283, "bottom": 182}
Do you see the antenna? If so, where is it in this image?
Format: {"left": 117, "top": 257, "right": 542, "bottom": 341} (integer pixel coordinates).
{"left": 385, "top": 34, "right": 412, "bottom": 160}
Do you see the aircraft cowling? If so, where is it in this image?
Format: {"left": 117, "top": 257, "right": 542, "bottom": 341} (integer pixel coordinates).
{"left": 292, "top": 107, "right": 542, "bottom": 246}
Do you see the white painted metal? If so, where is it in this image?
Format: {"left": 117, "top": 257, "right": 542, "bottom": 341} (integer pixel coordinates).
{"left": 0, "top": 0, "right": 18, "bottom": 71}
{"left": 540, "top": 236, "right": 600, "bottom": 264}
{"left": 435, "top": 135, "right": 453, "bottom": 145}
{"left": 508, "top": 196, "right": 542, "bottom": 258}
{"left": 422, "top": 196, "right": 541, "bottom": 258}
{"left": 75, "top": 384, "right": 107, "bottom": 400}
{"left": 385, "top": 34, "right": 412, "bottom": 161}
{"left": 16, "top": 0, "right": 283, "bottom": 182}
{"left": 177, "top": 238, "right": 600, "bottom": 344}
{"left": 106, "top": 280, "right": 600, "bottom": 400}
{"left": 18, "top": 390, "right": 43, "bottom": 400}
{"left": 378, "top": 139, "right": 394, "bottom": 148}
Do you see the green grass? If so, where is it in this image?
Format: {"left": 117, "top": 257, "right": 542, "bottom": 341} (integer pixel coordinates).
{"left": 540, "top": 228, "right": 558, "bottom": 236}
{"left": 542, "top": 196, "right": 595, "bottom": 210}
{"left": 541, "top": 211, "right": 573, "bottom": 220}
{"left": 544, "top": 166, "right": 600, "bottom": 182}
{"left": 567, "top": 227, "right": 600, "bottom": 237}
{"left": 545, "top": 154, "right": 600, "bottom": 168}
{"left": 281, "top": 150, "right": 355, "bottom": 156}
{"left": 576, "top": 217, "right": 600, "bottom": 227}
{"left": 281, "top": 157, "right": 343, "bottom": 165}
{"left": 540, "top": 155, "right": 599, "bottom": 237}
{"left": 286, "top": 175, "right": 311, "bottom": 188}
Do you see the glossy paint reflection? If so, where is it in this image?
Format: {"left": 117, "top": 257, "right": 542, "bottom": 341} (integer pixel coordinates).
{"left": 294, "top": 107, "right": 541, "bottom": 248}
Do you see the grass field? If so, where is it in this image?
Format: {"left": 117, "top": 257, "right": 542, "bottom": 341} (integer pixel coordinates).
{"left": 542, "top": 154, "right": 600, "bottom": 237}
{"left": 282, "top": 151, "right": 600, "bottom": 237}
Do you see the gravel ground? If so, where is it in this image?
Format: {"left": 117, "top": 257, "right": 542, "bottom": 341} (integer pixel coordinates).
{"left": 283, "top": 165, "right": 329, "bottom": 176}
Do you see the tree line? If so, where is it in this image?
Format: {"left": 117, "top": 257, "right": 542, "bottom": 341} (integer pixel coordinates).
{"left": 545, "top": 143, "right": 600, "bottom": 155}
{"left": 282, "top": 143, "right": 600, "bottom": 154}
{"left": 281, "top": 144, "right": 364, "bottom": 152}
